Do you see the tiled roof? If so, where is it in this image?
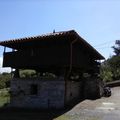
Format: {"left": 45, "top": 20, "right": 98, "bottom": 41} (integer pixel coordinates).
{"left": 0, "top": 30, "right": 75, "bottom": 45}
{"left": 0, "top": 30, "right": 104, "bottom": 59}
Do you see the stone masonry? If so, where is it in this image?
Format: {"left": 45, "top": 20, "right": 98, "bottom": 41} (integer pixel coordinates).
{"left": 10, "top": 77, "right": 65, "bottom": 109}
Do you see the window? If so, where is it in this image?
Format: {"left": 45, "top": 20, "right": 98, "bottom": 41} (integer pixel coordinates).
{"left": 30, "top": 84, "right": 38, "bottom": 95}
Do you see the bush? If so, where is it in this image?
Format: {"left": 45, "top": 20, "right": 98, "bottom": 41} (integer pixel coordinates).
{"left": 0, "top": 72, "right": 11, "bottom": 89}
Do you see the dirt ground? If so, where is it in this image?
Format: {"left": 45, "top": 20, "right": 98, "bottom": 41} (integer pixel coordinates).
{"left": 55, "top": 87, "right": 120, "bottom": 120}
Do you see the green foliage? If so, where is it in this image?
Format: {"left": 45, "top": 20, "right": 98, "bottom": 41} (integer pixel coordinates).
{"left": 112, "top": 40, "right": 120, "bottom": 56}
{"left": 100, "top": 56, "right": 120, "bottom": 82}
{"left": 100, "top": 41, "right": 120, "bottom": 82}
{"left": 0, "top": 88, "right": 10, "bottom": 107}
{"left": 100, "top": 68, "right": 113, "bottom": 82}
{"left": 0, "top": 72, "right": 11, "bottom": 89}
{"left": 108, "top": 56, "right": 120, "bottom": 68}
{"left": 20, "top": 70, "right": 36, "bottom": 78}
{"left": 20, "top": 69, "right": 56, "bottom": 79}
{"left": 107, "top": 56, "right": 120, "bottom": 80}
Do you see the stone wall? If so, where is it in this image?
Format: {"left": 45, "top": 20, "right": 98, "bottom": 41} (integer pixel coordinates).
{"left": 84, "top": 78, "right": 104, "bottom": 99}
{"left": 65, "top": 81, "right": 82, "bottom": 106}
{"left": 10, "top": 77, "right": 65, "bottom": 109}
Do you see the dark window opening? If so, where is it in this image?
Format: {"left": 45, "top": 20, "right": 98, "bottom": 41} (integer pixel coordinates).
{"left": 30, "top": 84, "right": 38, "bottom": 95}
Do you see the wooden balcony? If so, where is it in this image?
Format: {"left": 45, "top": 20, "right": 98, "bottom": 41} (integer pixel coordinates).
{"left": 3, "top": 50, "right": 69, "bottom": 69}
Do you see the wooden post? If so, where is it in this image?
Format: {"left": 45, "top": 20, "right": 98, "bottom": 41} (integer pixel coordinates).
{"left": 3, "top": 47, "right": 6, "bottom": 54}
{"left": 64, "top": 39, "right": 78, "bottom": 107}
{"left": 13, "top": 69, "right": 20, "bottom": 78}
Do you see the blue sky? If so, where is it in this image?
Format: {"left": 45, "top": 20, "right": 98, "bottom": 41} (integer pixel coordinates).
{"left": 0, "top": 0, "right": 120, "bottom": 72}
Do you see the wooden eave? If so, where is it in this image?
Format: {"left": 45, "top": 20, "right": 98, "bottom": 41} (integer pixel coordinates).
{"left": 0, "top": 30, "right": 104, "bottom": 60}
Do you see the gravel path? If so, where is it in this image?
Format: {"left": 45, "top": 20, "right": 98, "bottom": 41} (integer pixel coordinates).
{"left": 55, "top": 87, "right": 120, "bottom": 120}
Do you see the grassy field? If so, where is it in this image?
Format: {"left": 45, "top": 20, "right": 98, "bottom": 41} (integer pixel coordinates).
{"left": 0, "top": 88, "right": 10, "bottom": 107}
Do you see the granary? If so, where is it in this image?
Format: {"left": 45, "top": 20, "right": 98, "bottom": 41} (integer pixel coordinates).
{"left": 0, "top": 30, "right": 104, "bottom": 108}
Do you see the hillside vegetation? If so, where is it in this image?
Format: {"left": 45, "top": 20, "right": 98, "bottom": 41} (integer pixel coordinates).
{"left": 100, "top": 40, "right": 120, "bottom": 82}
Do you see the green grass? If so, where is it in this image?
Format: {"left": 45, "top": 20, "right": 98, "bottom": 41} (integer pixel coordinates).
{"left": 0, "top": 88, "right": 10, "bottom": 107}
{"left": 54, "top": 115, "right": 70, "bottom": 120}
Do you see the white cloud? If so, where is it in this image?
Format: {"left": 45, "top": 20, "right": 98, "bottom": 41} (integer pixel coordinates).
{"left": 0, "top": 57, "right": 11, "bottom": 73}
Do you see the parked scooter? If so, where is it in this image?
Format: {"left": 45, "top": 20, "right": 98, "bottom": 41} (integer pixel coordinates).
{"left": 103, "top": 87, "right": 111, "bottom": 97}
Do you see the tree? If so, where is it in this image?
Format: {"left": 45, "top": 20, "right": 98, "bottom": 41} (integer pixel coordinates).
{"left": 100, "top": 40, "right": 120, "bottom": 82}
{"left": 107, "top": 56, "right": 120, "bottom": 80}
{"left": 112, "top": 40, "right": 120, "bottom": 56}
{"left": 100, "top": 60, "right": 113, "bottom": 82}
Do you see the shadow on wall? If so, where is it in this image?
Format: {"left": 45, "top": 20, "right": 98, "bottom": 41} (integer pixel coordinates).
{"left": 0, "top": 88, "right": 83, "bottom": 120}
{"left": 0, "top": 99, "right": 84, "bottom": 120}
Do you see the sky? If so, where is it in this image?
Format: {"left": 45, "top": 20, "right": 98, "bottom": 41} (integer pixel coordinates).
{"left": 0, "top": 0, "right": 120, "bottom": 73}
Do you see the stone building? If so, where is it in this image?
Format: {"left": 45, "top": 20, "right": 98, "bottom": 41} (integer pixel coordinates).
{"left": 0, "top": 30, "right": 104, "bottom": 108}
